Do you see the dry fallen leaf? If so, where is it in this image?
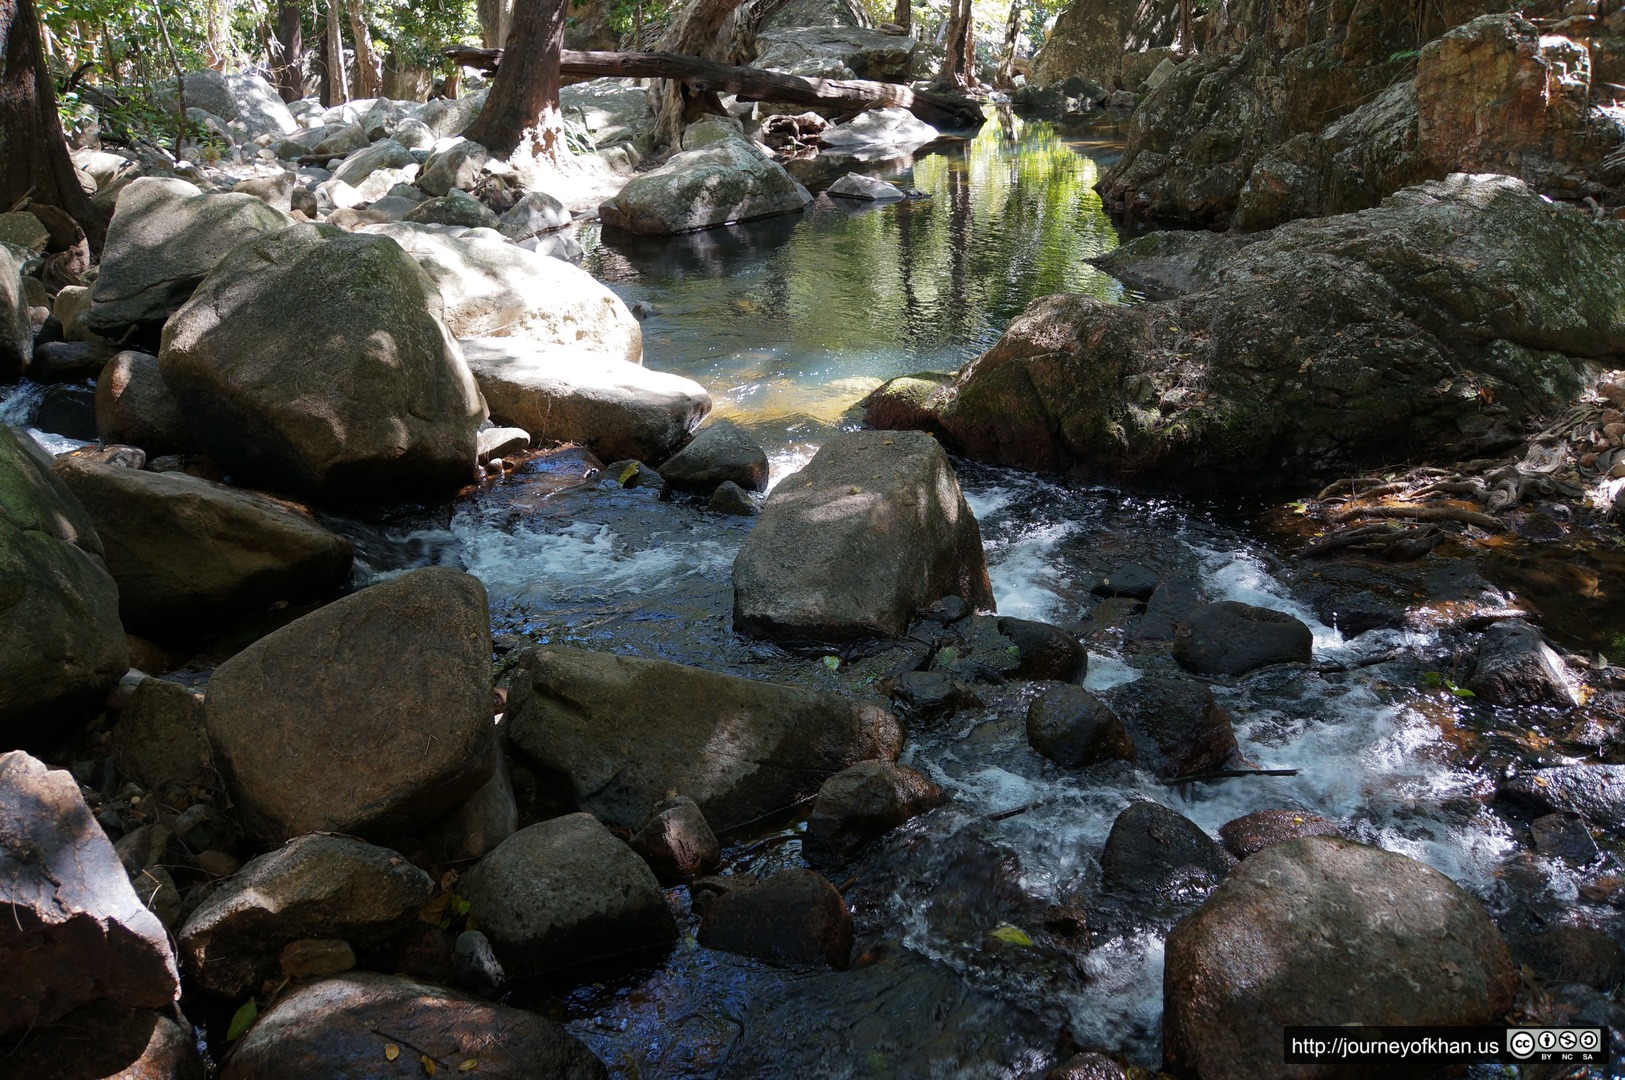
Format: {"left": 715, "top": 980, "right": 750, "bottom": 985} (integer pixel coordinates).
{"left": 460, "top": 1061, "right": 479, "bottom": 1072}
{"left": 384, "top": 1044, "right": 400, "bottom": 1062}
{"left": 422, "top": 1054, "right": 438, "bottom": 1075}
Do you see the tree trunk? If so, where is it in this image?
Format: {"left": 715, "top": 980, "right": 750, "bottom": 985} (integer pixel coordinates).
{"left": 934, "top": 0, "right": 975, "bottom": 93}
{"left": 1177, "top": 0, "right": 1194, "bottom": 54}
{"left": 477, "top": 0, "right": 514, "bottom": 49}
{"left": 461, "top": 0, "right": 567, "bottom": 161}
{"left": 273, "top": 0, "right": 303, "bottom": 102}
{"left": 994, "top": 0, "right": 1019, "bottom": 88}
{"left": 345, "top": 0, "right": 381, "bottom": 98}
{"left": 447, "top": 45, "right": 987, "bottom": 129}
{"left": 0, "top": 0, "right": 106, "bottom": 252}
{"left": 893, "top": 0, "right": 909, "bottom": 34}
{"left": 322, "top": 0, "right": 347, "bottom": 107}
{"left": 651, "top": 0, "right": 752, "bottom": 147}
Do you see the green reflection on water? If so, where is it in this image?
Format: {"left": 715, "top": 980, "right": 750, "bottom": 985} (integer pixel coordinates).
{"left": 582, "top": 111, "right": 1128, "bottom": 447}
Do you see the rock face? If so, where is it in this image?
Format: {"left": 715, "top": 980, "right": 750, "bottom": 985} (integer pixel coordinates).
{"left": 0, "top": 1001, "right": 203, "bottom": 1080}
{"left": 159, "top": 223, "right": 485, "bottom": 501}
{"left": 365, "top": 223, "right": 640, "bottom": 356}
{"left": 0, "top": 245, "right": 30, "bottom": 381}
{"left": 52, "top": 457, "right": 353, "bottom": 637}
{"left": 1027, "top": 0, "right": 1178, "bottom": 88}
{"left": 504, "top": 645, "right": 905, "bottom": 831}
{"left": 0, "top": 428, "right": 129, "bottom": 744}
{"left": 86, "top": 178, "right": 294, "bottom": 339}
{"left": 698, "top": 869, "right": 854, "bottom": 969}
{"left": 461, "top": 337, "right": 709, "bottom": 464}
{"left": 1163, "top": 836, "right": 1517, "bottom": 1080}
{"left": 872, "top": 176, "right": 1622, "bottom": 482}
{"left": 1173, "top": 601, "right": 1314, "bottom": 676}
{"left": 754, "top": 27, "right": 914, "bottom": 80}
{"left": 218, "top": 973, "right": 607, "bottom": 1080}
{"left": 1097, "top": 2, "right": 1620, "bottom": 230}
{"left": 599, "top": 136, "right": 813, "bottom": 234}
{"left": 459, "top": 813, "right": 677, "bottom": 975}
{"left": 178, "top": 835, "right": 435, "bottom": 997}
{"left": 733, "top": 430, "right": 994, "bottom": 641}
{"left": 95, "top": 350, "right": 193, "bottom": 455}
{"left": 803, "top": 761, "right": 944, "bottom": 867}
{"left": 204, "top": 567, "right": 498, "bottom": 845}
{"left": 0, "top": 752, "right": 179, "bottom": 1036}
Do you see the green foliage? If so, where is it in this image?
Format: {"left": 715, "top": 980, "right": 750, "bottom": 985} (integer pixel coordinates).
{"left": 371, "top": 0, "right": 480, "bottom": 73}
{"left": 1422, "top": 671, "right": 1476, "bottom": 698}
{"left": 226, "top": 997, "right": 259, "bottom": 1040}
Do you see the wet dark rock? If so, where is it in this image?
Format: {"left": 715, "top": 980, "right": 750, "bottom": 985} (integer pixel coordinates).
{"left": 1466, "top": 618, "right": 1574, "bottom": 707}
{"left": 930, "top": 614, "right": 1023, "bottom": 683}
{"left": 172, "top": 803, "right": 240, "bottom": 856}
{"left": 997, "top": 616, "right": 1087, "bottom": 681}
{"left": 217, "top": 972, "right": 607, "bottom": 1080}
{"left": 111, "top": 677, "right": 211, "bottom": 794}
{"left": 277, "top": 938, "right": 357, "bottom": 981}
{"left": 923, "top": 594, "right": 971, "bottom": 624}
{"left": 452, "top": 929, "right": 505, "bottom": 996}
{"left": 717, "top": 944, "right": 1054, "bottom": 1078}
{"left": 707, "top": 479, "right": 759, "bottom": 515}
{"left": 505, "top": 644, "right": 903, "bottom": 831}
{"left": 629, "top": 794, "right": 721, "bottom": 881}
{"left": 0, "top": 752, "right": 179, "bottom": 1035}
{"left": 1530, "top": 812, "right": 1600, "bottom": 866}
{"left": 1026, "top": 683, "right": 1136, "bottom": 769}
{"left": 0, "top": 428, "right": 129, "bottom": 746}
{"left": 1100, "top": 677, "right": 1240, "bottom": 780}
{"left": 53, "top": 457, "right": 353, "bottom": 637}
{"left": 733, "top": 430, "right": 994, "bottom": 641}
{"left": 414, "top": 753, "right": 518, "bottom": 866}
{"left": 205, "top": 567, "right": 498, "bottom": 845}
{"left": 1512, "top": 927, "right": 1625, "bottom": 991}
{"left": 1044, "top": 1051, "right": 1146, "bottom": 1080}
{"left": 595, "top": 458, "right": 665, "bottom": 490}
{"left": 0, "top": 1001, "right": 202, "bottom": 1080}
{"left": 803, "top": 761, "right": 945, "bottom": 868}
{"left": 1296, "top": 562, "right": 1412, "bottom": 639}
{"left": 1100, "top": 801, "right": 1231, "bottom": 901}
{"left": 27, "top": 340, "right": 120, "bottom": 383}
{"left": 888, "top": 669, "right": 962, "bottom": 721}
{"left": 658, "top": 418, "right": 769, "bottom": 492}
{"left": 460, "top": 813, "right": 677, "bottom": 978}
{"left": 1163, "top": 837, "right": 1517, "bottom": 1080}
{"left": 1499, "top": 765, "right": 1625, "bottom": 834}
{"left": 1218, "top": 809, "right": 1341, "bottom": 860}
{"left": 1133, "top": 574, "right": 1204, "bottom": 642}
{"left": 34, "top": 384, "right": 98, "bottom": 441}
{"left": 697, "top": 869, "right": 854, "bottom": 969}
{"left": 476, "top": 425, "right": 530, "bottom": 464}
{"left": 178, "top": 833, "right": 434, "bottom": 997}
{"left": 95, "top": 350, "right": 194, "bottom": 456}
{"left": 1173, "top": 601, "right": 1313, "bottom": 676}
{"left": 1092, "top": 563, "right": 1159, "bottom": 601}
{"left": 0, "top": 246, "right": 30, "bottom": 381}
{"left": 159, "top": 223, "right": 485, "bottom": 502}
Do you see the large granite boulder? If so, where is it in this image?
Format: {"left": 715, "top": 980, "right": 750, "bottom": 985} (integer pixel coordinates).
{"left": 599, "top": 136, "right": 813, "bottom": 234}
{"left": 362, "top": 222, "right": 640, "bottom": 356}
{"left": 158, "top": 223, "right": 485, "bottom": 502}
{"left": 733, "top": 430, "right": 994, "bottom": 641}
{"left": 754, "top": 27, "right": 915, "bottom": 81}
{"left": 559, "top": 79, "right": 655, "bottom": 151}
{"left": 461, "top": 337, "right": 709, "bottom": 463}
{"left": 218, "top": 973, "right": 607, "bottom": 1080}
{"left": 1163, "top": 836, "right": 1517, "bottom": 1080}
{"left": 459, "top": 813, "right": 677, "bottom": 975}
{"left": 329, "top": 138, "right": 415, "bottom": 187}
{"left": 226, "top": 72, "right": 298, "bottom": 137}
{"left": 204, "top": 567, "right": 498, "bottom": 845}
{"left": 0, "top": 428, "right": 129, "bottom": 746}
{"left": 870, "top": 176, "right": 1622, "bottom": 482}
{"left": 818, "top": 107, "right": 938, "bottom": 156}
{"left": 0, "top": 244, "right": 29, "bottom": 381}
{"left": 504, "top": 645, "right": 905, "bottom": 830}
{"left": 0, "top": 752, "right": 179, "bottom": 1036}
{"left": 94, "top": 350, "right": 193, "bottom": 455}
{"left": 178, "top": 834, "right": 435, "bottom": 997}
{"left": 1026, "top": 0, "right": 1178, "bottom": 88}
{"left": 52, "top": 457, "right": 353, "bottom": 637}
{"left": 86, "top": 178, "right": 294, "bottom": 339}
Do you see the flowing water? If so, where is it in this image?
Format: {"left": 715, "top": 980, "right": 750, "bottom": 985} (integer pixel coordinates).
{"left": 9, "top": 111, "right": 1621, "bottom": 1076}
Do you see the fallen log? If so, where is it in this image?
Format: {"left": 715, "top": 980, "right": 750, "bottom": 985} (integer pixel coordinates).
{"left": 443, "top": 46, "right": 986, "bottom": 130}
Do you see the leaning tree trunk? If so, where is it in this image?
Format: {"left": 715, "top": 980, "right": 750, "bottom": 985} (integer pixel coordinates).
{"left": 994, "top": 0, "right": 1019, "bottom": 88}
{"left": 934, "top": 0, "right": 975, "bottom": 93}
{"left": 461, "top": 0, "right": 567, "bottom": 161}
{"left": 273, "top": 0, "right": 303, "bottom": 102}
{"left": 0, "top": 0, "right": 106, "bottom": 252}
{"left": 322, "top": 0, "right": 347, "bottom": 107}
{"left": 477, "top": 0, "right": 513, "bottom": 50}
{"left": 345, "top": 0, "right": 381, "bottom": 98}
{"left": 651, "top": 0, "right": 752, "bottom": 147}
{"left": 893, "top": 0, "right": 909, "bottom": 33}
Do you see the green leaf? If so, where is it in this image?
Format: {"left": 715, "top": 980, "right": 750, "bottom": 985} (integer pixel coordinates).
{"left": 988, "top": 924, "right": 1033, "bottom": 947}
{"left": 821, "top": 655, "right": 840, "bottom": 671}
{"left": 453, "top": 897, "right": 470, "bottom": 916}
{"left": 617, "top": 462, "right": 640, "bottom": 485}
{"left": 1449, "top": 685, "right": 1477, "bottom": 698}
{"left": 227, "top": 998, "right": 258, "bottom": 1041}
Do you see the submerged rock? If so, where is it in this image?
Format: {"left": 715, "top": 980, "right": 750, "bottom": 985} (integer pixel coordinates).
{"left": 1499, "top": 764, "right": 1625, "bottom": 833}
{"left": 1163, "top": 836, "right": 1517, "bottom": 1080}
{"left": 1099, "top": 677, "right": 1239, "bottom": 781}
{"left": 1217, "top": 809, "right": 1341, "bottom": 860}
{"left": 1026, "top": 683, "right": 1136, "bottom": 769}
{"left": 218, "top": 973, "right": 607, "bottom": 1080}
{"left": 698, "top": 869, "right": 854, "bottom": 969}
{"left": 504, "top": 644, "right": 904, "bottom": 830}
{"left": 872, "top": 176, "right": 1621, "bottom": 482}
{"left": 1100, "top": 800, "right": 1231, "bottom": 902}
{"left": 599, "top": 136, "right": 813, "bottom": 234}
{"left": 733, "top": 430, "right": 994, "bottom": 641}
{"left": 205, "top": 567, "right": 498, "bottom": 845}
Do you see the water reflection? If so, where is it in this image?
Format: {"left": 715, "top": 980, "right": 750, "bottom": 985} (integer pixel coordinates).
{"left": 581, "top": 113, "right": 1134, "bottom": 450}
